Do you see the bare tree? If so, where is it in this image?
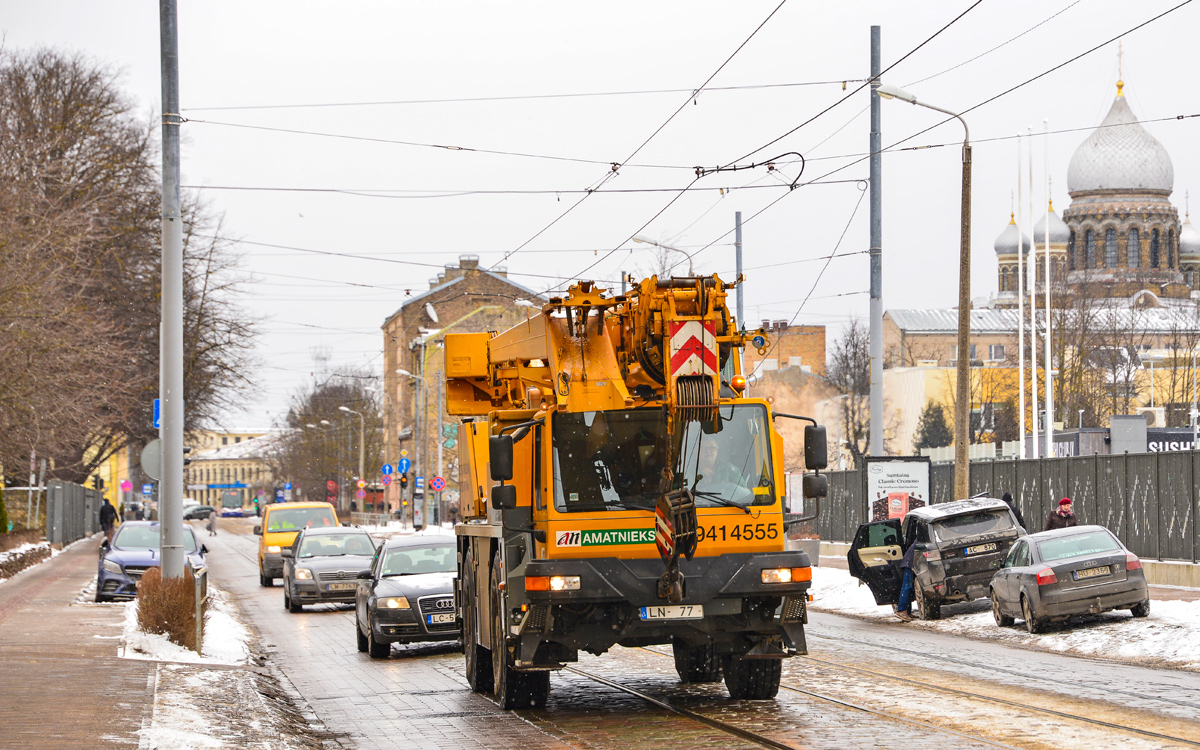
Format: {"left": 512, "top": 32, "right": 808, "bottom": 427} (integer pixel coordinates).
{"left": 827, "top": 320, "right": 872, "bottom": 467}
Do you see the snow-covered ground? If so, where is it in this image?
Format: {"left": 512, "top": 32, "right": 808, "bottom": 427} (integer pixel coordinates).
{"left": 810, "top": 561, "right": 1200, "bottom": 671}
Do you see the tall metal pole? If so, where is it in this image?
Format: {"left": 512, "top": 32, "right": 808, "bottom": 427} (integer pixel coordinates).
{"left": 1043, "top": 120, "right": 1055, "bottom": 457}
{"left": 437, "top": 367, "right": 444, "bottom": 526}
{"left": 158, "top": 0, "right": 185, "bottom": 579}
{"left": 1016, "top": 133, "right": 1026, "bottom": 459}
{"left": 869, "top": 26, "right": 884, "bottom": 457}
{"left": 735, "top": 211, "right": 744, "bottom": 329}
{"left": 416, "top": 340, "right": 426, "bottom": 528}
{"left": 1028, "top": 126, "right": 1039, "bottom": 458}
{"left": 954, "top": 134, "right": 973, "bottom": 502}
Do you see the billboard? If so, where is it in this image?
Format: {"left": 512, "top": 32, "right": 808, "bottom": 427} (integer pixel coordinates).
{"left": 864, "top": 456, "right": 931, "bottom": 522}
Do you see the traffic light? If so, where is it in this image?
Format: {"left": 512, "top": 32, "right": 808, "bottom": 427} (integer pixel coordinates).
{"left": 91, "top": 475, "right": 105, "bottom": 490}
{"left": 399, "top": 473, "right": 408, "bottom": 488}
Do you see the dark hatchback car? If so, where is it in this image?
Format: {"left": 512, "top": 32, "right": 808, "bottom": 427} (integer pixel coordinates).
{"left": 183, "top": 505, "right": 216, "bottom": 520}
{"left": 355, "top": 537, "right": 458, "bottom": 659}
{"left": 281, "top": 527, "right": 377, "bottom": 612}
{"left": 848, "top": 497, "right": 1025, "bottom": 620}
{"left": 96, "top": 521, "right": 208, "bottom": 602}
{"left": 989, "top": 525, "right": 1150, "bottom": 633}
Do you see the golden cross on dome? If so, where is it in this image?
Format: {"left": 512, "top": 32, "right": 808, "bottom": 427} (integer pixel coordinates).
{"left": 1117, "top": 43, "right": 1124, "bottom": 97}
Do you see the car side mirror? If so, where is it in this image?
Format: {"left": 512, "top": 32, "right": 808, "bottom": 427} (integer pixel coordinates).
{"left": 357, "top": 569, "right": 372, "bottom": 579}
{"left": 804, "top": 425, "right": 828, "bottom": 471}
{"left": 281, "top": 548, "right": 293, "bottom": 559}
{"left": 200, "top": 544, "right": 209, "bottom": 555}
{"left": 489, "top": 434, "right": 514, "bottom": 481}
{"left": 252, "top": 525, "right": 262, "bottom": 535}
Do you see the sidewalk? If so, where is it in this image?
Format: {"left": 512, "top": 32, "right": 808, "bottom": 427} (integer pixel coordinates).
{"left": 0, "top": 535, "right": 153, "bottom": 749}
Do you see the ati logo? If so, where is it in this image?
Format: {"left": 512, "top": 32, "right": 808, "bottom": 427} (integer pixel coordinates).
{"left": 556, "top": 530, "right": 582, "bottom": 547}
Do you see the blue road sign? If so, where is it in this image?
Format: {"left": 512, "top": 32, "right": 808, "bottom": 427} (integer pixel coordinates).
{"left": 416, "top": 476, "right": 424, "bottom": 489}
{"left": 381, "top": 463, "right": 393, "bottom": 475}
{"left": 141, "top": 483, "right": 153, "bottom": 495}
{"left": 398, "top": 457, "right": 411, "bottom": 474}
{"left": 284, "top": 482, "right": 293, "bottom": 490}
{"left": 153, "top": 399, "right": 160, "bottom": 430}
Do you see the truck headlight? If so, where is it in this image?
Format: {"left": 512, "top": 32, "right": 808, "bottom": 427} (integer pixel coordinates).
{"left": 549, "top": 575, "right": 580, "bottom": 591}
{"left": 761, "top": 567, "right": 812, "bottom": 584}
{"left": 295, "top": 568, "right": 313, "bottom": 580}
{"left": 266, "top": 546, "right": 281, "bottom": 553}
{"left": 102, "top": 559, "right": 122, "bottom": 575}
{"left": 382, "top": 597, "right": 410, "bottom": 609}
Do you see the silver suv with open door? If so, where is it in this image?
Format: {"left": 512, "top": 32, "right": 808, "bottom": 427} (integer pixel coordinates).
{"left": 847, "top": 498, "right": 1025, "bottom": 620}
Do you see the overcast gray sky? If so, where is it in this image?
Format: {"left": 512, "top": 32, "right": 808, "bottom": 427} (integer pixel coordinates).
{"left": 5, "top": 0, "right": 1198, "bottom": 427}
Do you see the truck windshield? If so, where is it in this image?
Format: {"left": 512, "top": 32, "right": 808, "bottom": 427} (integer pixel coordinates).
{"left": 552, "top": 404, "right": 774, "bottom": 513}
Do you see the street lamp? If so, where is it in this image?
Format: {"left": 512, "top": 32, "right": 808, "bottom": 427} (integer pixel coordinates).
{"left": 878, "top": 82, "right": 973, "bottom": 502}
{"left": 633, "top": 235, "right": 695, "bottom": 276}
{"left": 338, "top": 406, "right": 365, "bottom": 507}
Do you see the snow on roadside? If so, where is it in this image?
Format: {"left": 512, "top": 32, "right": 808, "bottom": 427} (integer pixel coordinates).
{"left": 120, "top": 585, "right": 251, "bottom": 664}
{"left": 809, "top": 564, "right": 1200, "bottom": 671}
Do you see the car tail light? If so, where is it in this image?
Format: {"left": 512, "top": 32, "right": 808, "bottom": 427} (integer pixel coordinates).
{"left": 1036, "top": 567, "right": 1058, "bottom": 586}
{"left": 1126, "top": 553, "right": 1142, "bottom": 571}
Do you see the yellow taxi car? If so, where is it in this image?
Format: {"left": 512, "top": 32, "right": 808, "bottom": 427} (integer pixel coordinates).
{"left": 253, "top": 501, "right": 338, "bottom": 586}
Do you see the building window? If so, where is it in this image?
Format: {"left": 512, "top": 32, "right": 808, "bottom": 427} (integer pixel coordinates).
{"left": 1105, "top": 228, "right": 1117, "bottom": 267}
{"left": 235, "top": 437, "right": 242, "bottom": 444}
{"left": 1128, "top": 227, "right": 1140, "bottom": 267}
{"left": 222, "top": 437, "right": 228, "bottom": 446}
{"left": 1168, "top": 230, "right": 1175, "bottom": 268}
{"left": 1000, "top": 267, "right": 1009, "bottom": 292}
{"left": 952, "top": 345, "right": 977, "bottom": 361}
{"left": 989, "top": 344, "right": 1006, "bottom": 361}
{"left": 1067, "top": 231, "right": 1075, "bottom": 270}
{"left": 1151, "top": 229, "right": 1160, "bottom": 267}
{"left": 1085, "top": 229, "right": 1096, "bottom": 268}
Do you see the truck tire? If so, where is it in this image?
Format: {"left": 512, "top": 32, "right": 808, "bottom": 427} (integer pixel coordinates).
{"left": 462, "top": 544, "right": 493, "bottom": 692}
{"left": 915, "top": 584, "right": 940, "bottom": 621}
{"left": 672, "top": 638, "right": 722, "bottom": 683}
{"left": 491, "top": 552, "right": 550, "bottom": 709}
{"left": 724, "top": 656, "right": 781, "bottom": 700}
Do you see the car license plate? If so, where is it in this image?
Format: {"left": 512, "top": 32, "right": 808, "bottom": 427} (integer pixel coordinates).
{"left": 639, "top": 605, "right": 704, "bottom": 620}
{"left": 964, "top": 543, "right": 997, "bottom": 556}
{"left": 426, "top": 612, "right": 455, "bottom": 625}
{"left": 1073, "top": 565, "right": 1111, "bottom": 580}
{"left": 326, "top": 582, "right": 357, "bottom": 591}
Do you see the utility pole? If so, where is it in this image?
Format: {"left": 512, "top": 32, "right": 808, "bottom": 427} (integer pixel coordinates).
{"left": 437, "top": 369, "right": 444, "bottom": 526}
{"left": 735, "top": 211, "right": 744, "bottom": 329}
{"left": 868, "top": 26, "right": 884, "bottom": 456}
{"left": 158, "top": 0, "right": 185, "bottom": 579}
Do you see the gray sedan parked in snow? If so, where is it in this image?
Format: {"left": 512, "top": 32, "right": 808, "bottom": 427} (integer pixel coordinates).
{"left": 281, "top": 527, "right": 377, "bottom": 612}
{"left": 989, "top": 525, "right": 1149, "bottom": 633}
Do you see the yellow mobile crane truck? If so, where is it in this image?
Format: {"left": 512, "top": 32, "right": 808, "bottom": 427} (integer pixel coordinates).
{"left": 446, "top": 274, "right": 828, "bottom": 708}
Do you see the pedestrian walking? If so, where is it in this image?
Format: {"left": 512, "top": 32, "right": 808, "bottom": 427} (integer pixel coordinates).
{"left": 99, "top": 500, "right": 118, "bottom": 543}
{"left": 894, "top": 543, "right": 918, "bottom": 622}
{"left": 206, "top": 511, "right": 218, "bottom": 537}
{"left": 1001, "top": 492, "right": 1026, "bottom": 530}
{"left": 1045, "top": 497, "right": 1078, "bottom": 531}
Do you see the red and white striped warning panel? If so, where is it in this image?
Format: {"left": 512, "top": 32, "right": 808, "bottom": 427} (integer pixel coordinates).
{"left": 655, "top": 503, "right": 675, "bottom": 559}
{"left": 668, "top": 320, "right": 717, "bottom": 378}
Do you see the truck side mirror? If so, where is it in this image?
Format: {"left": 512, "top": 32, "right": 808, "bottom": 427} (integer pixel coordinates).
{"left": 802, "top": 473, "right": 828, "bottom": 500}
{"left": 489, "top": 434, "right": 514, "bottom": 481}
{"left": 491, "top": 484, "right": 517, "bottom": 510}
{"left": 804, "top": 425, "right": 828, "bottom": 471}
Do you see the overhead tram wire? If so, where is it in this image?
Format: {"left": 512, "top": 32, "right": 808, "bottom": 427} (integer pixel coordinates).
{"left": 668, "top": 0, "right": 1199, "bottom": 277}
{"left": 181, "top": 79, "right": 869, "bottom": 113}
{"left": 491, "top": 0, "right": 792, "bottom": 273}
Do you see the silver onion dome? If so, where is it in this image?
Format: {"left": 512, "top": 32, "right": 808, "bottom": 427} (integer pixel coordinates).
{"left": 1067, "top": 84, "right": 1173, "bottom": 195}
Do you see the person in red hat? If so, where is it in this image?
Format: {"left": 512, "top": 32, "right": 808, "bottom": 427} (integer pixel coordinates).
{"left": 1044, "top": 497, "right": 1078, "bottom": 531}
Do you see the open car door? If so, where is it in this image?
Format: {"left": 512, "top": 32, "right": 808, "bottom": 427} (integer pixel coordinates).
{"left": 846, "top": 519, "right": 904, "bottom": 606}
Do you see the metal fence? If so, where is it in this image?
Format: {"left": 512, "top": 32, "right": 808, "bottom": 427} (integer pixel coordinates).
{"left": 46, "top": 480, "right": 103, "bottom": 546}
{"left": 818, "top": 452, "right": 1200, "bottom": 563}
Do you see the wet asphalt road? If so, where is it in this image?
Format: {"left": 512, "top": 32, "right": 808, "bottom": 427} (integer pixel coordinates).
{"left": 200, "top": 518, "right": 1200, "bottom": 750}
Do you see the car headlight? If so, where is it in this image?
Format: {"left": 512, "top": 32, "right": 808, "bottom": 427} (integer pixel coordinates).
{"left": 381, "top": 596, "right": 410, "bottom": 609}
{"left": 102, "top": 559, "right": 123, "bottom": 575}
{"left": 294, "top": 568, "right": 313, "bottom": 580}
{"left": 266, "top": 546, "right": 281, "bottom": 553}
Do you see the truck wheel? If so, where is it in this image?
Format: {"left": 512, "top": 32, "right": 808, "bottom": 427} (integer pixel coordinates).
{"left": 724, "top": 656, "right": 781, "bottom": 700}
{"left": 491, "top": 553, "right": 550, "bottom": 709}
{"left": 915, "top": 585, "right": 940, "bottom": 621}
{"left": 462, "top": 544, "right": 493, "bottom": 692}
{"left": 672, "top": 638, "right": 722, "bottom": 683}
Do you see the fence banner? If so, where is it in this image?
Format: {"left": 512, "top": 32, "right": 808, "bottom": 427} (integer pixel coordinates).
{"left": 864, "top": 456, "right": 931, "bottom": 522}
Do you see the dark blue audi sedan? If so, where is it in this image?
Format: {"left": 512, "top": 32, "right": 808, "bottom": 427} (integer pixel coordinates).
{"left": 95, "top": 521, "right": 208, "bottom": 602}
